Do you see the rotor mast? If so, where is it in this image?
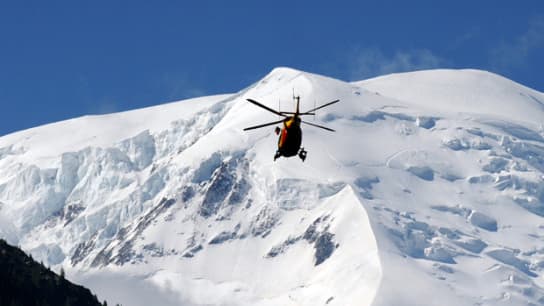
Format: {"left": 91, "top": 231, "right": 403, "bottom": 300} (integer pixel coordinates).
{"left": 295, "top": 95, "right": 300, "bottom": 117}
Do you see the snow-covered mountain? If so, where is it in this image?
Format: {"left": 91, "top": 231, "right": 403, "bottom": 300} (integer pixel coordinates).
{"left": 1, "top": 67, "right": 544, "bottom": 305}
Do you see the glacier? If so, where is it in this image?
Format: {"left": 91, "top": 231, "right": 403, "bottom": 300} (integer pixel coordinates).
{"left": 0, "top": 67, "right": 544, "bottom": 305}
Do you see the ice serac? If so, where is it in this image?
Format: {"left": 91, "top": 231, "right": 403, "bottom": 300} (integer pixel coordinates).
{"left": 1, "top": 66, "right": 544, "bottom": 306}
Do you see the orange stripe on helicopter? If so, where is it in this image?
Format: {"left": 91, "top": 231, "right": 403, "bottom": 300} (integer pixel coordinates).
{"left": 279, "top": 128, "right": 288, "bottom": 148}
{"left": 279, "top": 118, "right": 294, "bottom": 148}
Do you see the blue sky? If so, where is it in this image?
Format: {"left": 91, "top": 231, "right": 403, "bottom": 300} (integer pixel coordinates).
{"left": 1, "top": 1, "right": 543, "bottom": 136}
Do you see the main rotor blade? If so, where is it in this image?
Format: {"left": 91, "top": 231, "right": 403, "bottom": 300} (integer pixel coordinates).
{"left": 280, "top": 111, "right": 315, "bottom": 116}
{"left": 246, "top": 99, "right": 286, "bottom": 117}
{"left": 301, "top": 99, "right": 340, "bottom": 114}
{"left": 301, "top": 120, "right": 335, "bottom": 132}
{"left": 243, "top": 119, "right": 284, "bottom": 131}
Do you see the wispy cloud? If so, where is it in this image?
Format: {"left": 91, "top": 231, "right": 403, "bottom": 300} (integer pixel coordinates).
{"left": 91, "top": 98, "right": 119, "bottom": 115}
{"left": 76, "top": 75, "right": 120, "bottom": 115}
{"left": 348, "top": 47, "right": 447, "bottom": 81}
{"left": 449, "top": 27, "right": 481, "bottom": 50}
{"left": 159, "top": 73, "right": 207, "bottom": 101}
{"left": 489, "top": 16, "right": 544, "bottom": 72}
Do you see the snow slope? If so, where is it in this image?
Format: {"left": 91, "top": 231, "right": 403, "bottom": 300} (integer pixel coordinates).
{"left": 0, "top": 67, "right": 544, "bottom": 305}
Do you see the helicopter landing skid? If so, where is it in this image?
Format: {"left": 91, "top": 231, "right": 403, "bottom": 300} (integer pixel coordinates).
{"left": 274, "top": 150, "right": 281, "bottom": 161}
{"left": 273, "top": 149, "right": 307, "bottom": 162}
{"left": 298, "top": 148, "right": 307, "bottom": 162}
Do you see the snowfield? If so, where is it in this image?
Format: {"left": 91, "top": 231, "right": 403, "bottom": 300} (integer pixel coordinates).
{"left": 1, "top": 67, "right": 544, "bottom": 305}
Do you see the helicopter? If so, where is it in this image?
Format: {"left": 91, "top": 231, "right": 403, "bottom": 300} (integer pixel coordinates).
{"left": 243, "top": 95, "right": 339, "bottom": 161}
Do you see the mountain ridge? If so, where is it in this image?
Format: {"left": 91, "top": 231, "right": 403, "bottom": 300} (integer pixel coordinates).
{"left": 0, "top": 67, "right": 543, "bottom": 305}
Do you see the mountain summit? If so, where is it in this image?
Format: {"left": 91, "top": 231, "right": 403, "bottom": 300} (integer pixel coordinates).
{"left": 0, "top": 67, "right": 543, "bottom": 305}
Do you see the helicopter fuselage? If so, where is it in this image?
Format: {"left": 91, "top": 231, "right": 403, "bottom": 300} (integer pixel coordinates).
{"left": 277, "top": 116, "right": 302, "bottom": 157}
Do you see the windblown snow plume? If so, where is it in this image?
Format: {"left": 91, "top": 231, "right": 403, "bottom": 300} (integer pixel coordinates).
{"left": 0, "top": 67, "right": 543, "bottom": 305}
